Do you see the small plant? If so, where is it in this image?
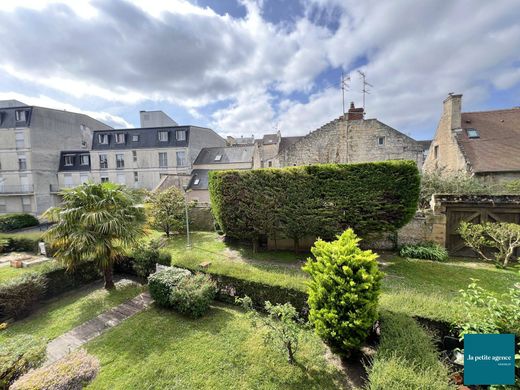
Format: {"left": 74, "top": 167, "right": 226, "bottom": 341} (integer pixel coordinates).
{"left": 0, "top": 334, "right": 46, "bottom": 388}
{"left": 10, "top": 349, "right": 100, "bottom": 390}
{"left": 459, "top": 221, "right": 520, "bottom": 267}
{"left": 169, "top": 273, "right": 217, "bottom": 317}
{"left": 236, "top": 296, "right": 304, "bottom": 364}
{"left": 148, "top": 267, "right": 191, "bottom": 307}
{"left": 398, "top": 242, "right": 448, "bottom": 261}
{"left": 303, "top": 229, "right": 383, "bottom": 353}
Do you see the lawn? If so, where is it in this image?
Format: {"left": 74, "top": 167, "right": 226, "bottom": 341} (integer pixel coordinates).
{"left": 164, "top": 231, "right": 520, "bottom": 323}
{"left": 85, "top": 304, "right": 346, "bottom": 390}
{"left": 0, "top": 262, "right": 50, "bottom": 283}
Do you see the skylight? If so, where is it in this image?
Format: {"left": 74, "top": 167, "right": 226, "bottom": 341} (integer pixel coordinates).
{"left": 194, "top": 178, "right": 200, "bottom": 185}
{"left": 214, "top": 155, "right": 222, "bottom": 161}
{"left": 466, "top": 128, "right": 479, "bottom": 139}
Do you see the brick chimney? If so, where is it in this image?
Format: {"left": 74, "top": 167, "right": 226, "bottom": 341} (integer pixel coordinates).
{"left": 443, "top": 93, "right": 462, "bottom": 130}
{"left": 347, "top": 102, "right": 364, "bottom": 120}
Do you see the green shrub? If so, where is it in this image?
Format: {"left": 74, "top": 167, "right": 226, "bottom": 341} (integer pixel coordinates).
{"left": 130, "top": 240, "right": 171, "bottom": 279}
{"left": 2, "top": 237, "right": 39, "bottom": 254}
{"left": 148, "top": 267, "right": 191, "bottom": 307}
{"left": 0, "top": 238, "right": 8, "bottom": 253}
{"left": 0, "top": 214, "right": 39, "bottom": 233}
{"left": 169, "top": 273, "right": 217, "bottom": 317}
{"left": 10, "top": 349, "right": 99, "bottom": 390}
{"left": 0, "top": 274, "right": 47, "bottom": 319}
{"left": 209, "top": 161, "right": 420, "bottom": 246}
{"left": 303, "top": 229, "right": 384, "bottom": 353}
{"left": 459, "top": 221, "right": 520, "bottom": 267}
{"left": 504, "top": 179, "right": 520, "bottom": 194}
{"left": 0, "top": 334, "right": 46, "bottom": 388}
{"left": 41, "top": 261, "right": 101, "bottom": 298}
{"left": 398, "top": 242, "right": 448, "bottom": 261}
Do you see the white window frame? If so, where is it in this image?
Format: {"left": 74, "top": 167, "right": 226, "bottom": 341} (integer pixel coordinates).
{"left": 377, "top": 136, "right": 385, "bottom": 146}
{"left": 158, "top": 131, "right": 169, "bottom": 142}
{"left": 176, "top": 130, "right": 186, "bottom": 141}
{"left": 176, "top": 151, "right": 186, "bottom": 166}
{"left": 194, "top": 178, "right": 200, "bottom": 185}
{"left": 99, "top": 154, "right": 108, "bottom": 169}
{"left": 15, "top": 110, "right": 26, "bottom": 122}
{"left": 64, "top": 155, "right": 74, "bottom": 166}
{"left": 116, "top": 153, "right": 125, "bottom": 169}
{"left": 80, "top": 154, "right": 90, "bottom": 166}
{"left": 98, "top": 134, "right": 109, "bottom": 144}
{"left": 158, "top": 152, "right": 168, "bottom": 168}
{"left": 63, "top": 174, "right": 73, "bottom": 188}
{"left": 115, "top": 133, "right": 125, "bottom": 144}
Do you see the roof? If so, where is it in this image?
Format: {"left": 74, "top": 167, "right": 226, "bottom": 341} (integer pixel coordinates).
{"left": 456, "top": 109, "right": 520, "bottom": 173}
{"left": 417, "top": 140, "right": 432, "bottom": 151}
{"left": 92, "top": 126, "right": 190, "bottom": 150}
{"left": 0, "top": 100, "right": 28, "bottom": 108}
{"left": 187, "top": 169, "right": 211, "bottom": 190}
{"left": 193, "top": 145, "right": 254, "bottom": 165}
{"left": 234, "top": 136, "right": 255, "bottom": 145}
{"left": 58, "top": 151, "right": 91, "bottom": 172}
{"left": 262, "top": 133, "right": 279, "bottom": 145}
{"left": 279, "top": 136, "right": 304, "bottom": 152}
{"left": 0, "top": 106, "right": 33, "bottom": 128}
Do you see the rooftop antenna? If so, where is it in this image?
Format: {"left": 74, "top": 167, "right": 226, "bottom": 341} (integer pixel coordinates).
{"left": 358, "top": 70, "right": 373, "bottom": 113}
{"left": 341, "top": 71, "right": 351, "bottom": 115}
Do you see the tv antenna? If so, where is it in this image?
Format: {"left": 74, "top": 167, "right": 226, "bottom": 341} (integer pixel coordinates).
{"left": 340, "top": 71, "right": 351, "bottom": 115}
{"left": 358, "top": 70, "right": 373, "bottom": 112}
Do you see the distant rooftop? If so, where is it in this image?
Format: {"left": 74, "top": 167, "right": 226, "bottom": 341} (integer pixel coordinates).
{"left": 0, "top": 99, "right": 28, "bottom": 108}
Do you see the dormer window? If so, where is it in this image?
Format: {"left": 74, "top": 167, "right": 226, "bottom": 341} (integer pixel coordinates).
{"left": 80, "top": 154, "right": 90, "bottom": 165}
{"left": 176, "top": 130, "right": 186, "bottom": 141}
{"left": 98, "top": 134, "right": 109, "bottom": 144}
{"left": 64, "top": 155, "right": 74, "bottom": 166}
{"left": 158, "top": 131, "right": 169, "bottom": 142}
{"left": 115, "top": 133, "right": 125, "bottom": 144}
{"left": 132, "top": 135, "right": 139, "bottom": 142}
{"left": 214, "top": 155, "right": 222, "bottom": 161}
{"left": 466, "top": 128, "right": 479, "bottom": 139}
{"left": 15, "top": 110, "right": 26, "bottom": 122}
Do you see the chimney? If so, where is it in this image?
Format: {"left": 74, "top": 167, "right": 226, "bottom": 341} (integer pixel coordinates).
{"left": 443, "top": 93, "right": 462, "bottom": 130}
{"left": 347, "top": 102, "right": 364, "bottom": 120}
{"left": 226, "top": 136, "right": 236, "bottom": 146}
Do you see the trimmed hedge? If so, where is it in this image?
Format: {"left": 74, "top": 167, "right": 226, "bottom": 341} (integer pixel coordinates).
{"left": 209, "top": 161, "right": 420, "bottom": 245}
{"left": 0, "top": 214, "right": 39, "bottom": 232}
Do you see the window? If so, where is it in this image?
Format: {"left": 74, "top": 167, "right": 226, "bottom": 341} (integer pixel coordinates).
{"left": 377, "top": 136, "right": 385, "bottom": 146}
{"left": 176, "top": 130, "right": 186, "bottom": 141}
{"left": 80, "top": 173, "right": 89, "bottom": 184}
{"left": 133, "top": 171, "right": 138, "bottom": 183}
{"left": 15, "top": 131, "right": 25, "bottom": 149}
{"left": 64, "top": 155, "right": 74, "bottom": 166}
{"left": 100, "top": 176, "right": 109, "bottom": 183}
{"left": 176, "top": 151, "right": 186, "bottom": 166}
{"left": 80, "top": 154, "right": 90, "bottom": 165}
{"left": 268, "top": 161, "right": 272, "bottom": 167}
{"left": 159, "top": 152, "right": 168, "bottom": 168}
{"left": 434, "top": 145, "right": 439, "bottom": 159}
{"left": 194, "top": 178, "right": 200, "bottom": 185}
{"left": 116, "top": 154, "right": 125, "bottom": 169}
{"left": 132, "top": 135, "right": 139, "bottom": 142}
{"left": 15, "top": 110, "right": 26, "bottom": 122}
{"left": 115, "top": 133, "right": 125, "bottom": 144}
{"left": 64, "top": 174, "right": 73, "bottom": 188}
{"left": 117, "top": 173, "right": 126, "bottom": 185}
{"left": 18, "top": 155, "right": 27, "bottom": 170}
{"left": 20, "top": 175, "right": 29, "bottom": 192}
{"left": 132, "top": 150, "right": 137, "bottom": 162}
{"left": 98, "top": 134, "right": 109, "bottom": 144}
{"left": 467, "top": 128, "right": 479, "bottom": 139}
{"left": 99, "top": 154, "right": 108, "bottom": 169}
{"left": 158, "top": 131, "right": 169, "bottom": 142}
{"left": 214, "top": 154, "right": 222, "bottom": 161}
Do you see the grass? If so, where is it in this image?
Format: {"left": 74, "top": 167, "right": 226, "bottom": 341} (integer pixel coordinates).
{"left": 0, "top": 279, "right": 145, "bottom": 342}
{"left": 0, "top": 231, "right": 44, "bottom": 241}
{"left": 164, "top": 231, "right": 520, "bottom": 323}
{"left": 0, "top": 262, "right": 50, "bottom": 283}
{"left": 365, "top": 310, "right": 454, "bottom": 390}
{"left": 86, "top": 304, "right": 346, "bottom": 390}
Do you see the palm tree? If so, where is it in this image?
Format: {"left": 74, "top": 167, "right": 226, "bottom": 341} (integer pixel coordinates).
{"left": 43, "top": 182, "right": 146, "bottom": 289}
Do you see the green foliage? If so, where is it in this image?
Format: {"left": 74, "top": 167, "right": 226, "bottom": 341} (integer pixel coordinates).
{"left": 365, "top": 311, "right": 454, "bottom": 390}
{"left": 0, "top": 334, "right": 46, "bottom": 388}
{"left": 10, "top": 349, "right": 100, "bottom": 390}
{"left": 0, "top": 238, "right": 8, "bottom": 253}
{"left": 236, "top": 296, "right": 305, "bottom": 364}
{"left": 43, "top": 182, "right": 146, "bottom": 289}
{"left": 398, "top": 242, "right": 448, "bottom": 261}
{"left": 504, "top": 179, "right": 520, "bottom": 194}
{"left": 303, "top": 229, "right": 384, "bottom": 352}
{"left": 457, "top": 278, "right": 520, "bottom": 338}
{"left": 148, "top": 267, "right": 191, "bottom": 307}
{"left": 0, "top": 214, "right": 39, "bottom": 233}
{"left": 209, "top": 161, "right": 420, "bottom": 245}
{"left": 130, "top": 239, "right": 172, "bottom": 278}
{"left": 169, "top": 273, "right": 217, "bottom": 317}
{"left": 0, "top": 273, "right": 46, "bottom": 319}
{"left": 459, "top": 221, "right": 520, "bottom": 267}
{"left": 147, "top": 187, "right": 191, "bottom": 237}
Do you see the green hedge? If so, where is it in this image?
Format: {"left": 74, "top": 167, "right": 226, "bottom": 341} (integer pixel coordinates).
{"left": 209, "top": 161, "right": 420, "bottom": 244}
{"left": 0, "top": 214, "right": 39, "bottom": 232}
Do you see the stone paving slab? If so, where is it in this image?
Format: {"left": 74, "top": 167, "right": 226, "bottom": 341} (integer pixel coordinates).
{"left": 45, "top": 291, "right": 152, "bottom": 364}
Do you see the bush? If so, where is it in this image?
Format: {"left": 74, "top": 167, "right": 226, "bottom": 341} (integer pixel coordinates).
{"left": 41, "top": 261, "right": 101, "bottom": 299}
{"left": 10, "top": 349, "right": 99, "bottom": 390}
{"left": 0, "top": 274, "right": 47, "bottom": 319}
{"left": 1, "top": 237, "right": 40, "bottom": 254}
{"left": 459, "top": 221, "right": 520, "bottom": 267}
{"left": 0, "top": 334, "right": 46, "bottom": 388}
{"left": 0, "top": 238, "right": 8, "bottom": 253}
{"left": 0, "top": 214, "right": 39, "bottom": 233}
{"left": 169, "top": 273, "right": 217, "bottom": 317}
{"left": 303, "top": 229, "right": 384, "bottom": 353}
{"left": 130, "top": 240, "right": 172, "bottom": 279}
{"left": 148, "top": 267, "right": 191, "bottom": 307}
{"left": 147, "top": 187, "right": 192, "bottom": 237}
{"left": 209, "top": 161, "right": 420, "bottom": 247}
{"left": 504, "top": 179, "right": 520, "bottom": 194}
{"left": 398, "top": 242, "right": 448, "bottom": 261}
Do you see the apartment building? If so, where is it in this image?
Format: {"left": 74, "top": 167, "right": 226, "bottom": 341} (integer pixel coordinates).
{"left": 0, "top": 100, "right": 111, "bottom": 215}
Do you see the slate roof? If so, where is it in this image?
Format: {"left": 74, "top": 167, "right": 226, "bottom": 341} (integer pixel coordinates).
{"left": 262, "top": 133, "right": 279, "bottom": 145}
{"left": 417, "top": 140, "right": 432, "bottom": 151}
{"left": 91, "top": 126, "right": 190, "bottom": 150}
{"left": 187, "top": 169, "right": 211, "bottom": 190}
{"left": 58, "top": 151, "right": 91, "bottom": 172}
{"left": 0, "top": 106, "right": 33, "bottom": 128}
{"left": 193, "top": 145, "right": 254, "bottom": 165}
{"left": 456, "top": 109, "right": 520, "bottom": 173}
{"left": 279, "top": 136, "right": 304, "bottom": 152}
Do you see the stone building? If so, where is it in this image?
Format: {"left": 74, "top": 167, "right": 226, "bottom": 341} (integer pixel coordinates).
{"left": 277, "top": 103, "right": 426, "bottom": 168}
{"left": 423, "top": 93, "right": 520, "bottom": 183}
{"left": 0, "top": 100, "right": 111, "bottom": 215}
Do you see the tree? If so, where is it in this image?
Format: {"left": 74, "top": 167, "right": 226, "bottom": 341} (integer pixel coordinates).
{"left": 43, "top": 182, "right": 146, "bottom": 289}
{"left": 147, "top": 187, "right": 190, "bottom": 237}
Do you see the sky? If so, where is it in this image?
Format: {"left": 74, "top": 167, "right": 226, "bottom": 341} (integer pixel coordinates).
{"left": 1, "top": 0, "right": 519, "bottom": 140}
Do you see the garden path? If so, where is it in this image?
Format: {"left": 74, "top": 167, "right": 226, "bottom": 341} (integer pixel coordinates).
{"left": 44, "top": 291, "right": 152, "bottom": 364}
